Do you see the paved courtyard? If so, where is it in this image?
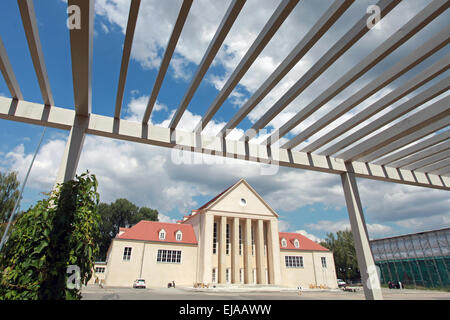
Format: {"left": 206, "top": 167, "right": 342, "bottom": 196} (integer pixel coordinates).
{"left": 81, "top": 285, "right": 450, "bottom": 300}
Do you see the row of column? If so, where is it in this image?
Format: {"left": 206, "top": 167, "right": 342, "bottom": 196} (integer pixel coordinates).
{"left": 216, "top": 216, "right": 273, "bottom": 285}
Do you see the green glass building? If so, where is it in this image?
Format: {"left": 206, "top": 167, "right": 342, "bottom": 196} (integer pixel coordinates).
{"left": 371, "top": 228, "right": 449, "bottom": 289}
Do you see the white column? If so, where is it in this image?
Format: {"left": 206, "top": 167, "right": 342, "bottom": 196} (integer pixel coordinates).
{"left": 201, "top": 213, "right": 214, "bottom": 284}
{"left": 54, "top": 115, "right": 87, "bottom": 185}
{"left": 218, "top": 216, "right": 227, "bottom": 283}
{"left": 243, "top": 218, "right": 252, "bottom": 284}
{"left": 255, "top": 219, "right": 266, "bottom": 284}
{"left": 266, "top": 219, "right": 281, "bottom": 285}
{"left": 341, "top": 170, "right": 383, "bottom": 300}
{"left": 232, "top": 217, "right": 240, "bottom": 283}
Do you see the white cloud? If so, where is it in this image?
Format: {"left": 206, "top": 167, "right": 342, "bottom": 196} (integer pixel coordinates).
{"left": 5, "top": 0, "right": 449, "bottom": 234}
{"left": 306, "top": 219, "right": 395, "bottom": 238}
{"left": 294, "top": 229, "right": 324, "bottom": 243}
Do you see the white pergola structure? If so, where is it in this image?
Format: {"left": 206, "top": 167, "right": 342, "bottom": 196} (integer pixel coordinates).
{"left": 0, "top": 0, "right": 449, "bottom": 300}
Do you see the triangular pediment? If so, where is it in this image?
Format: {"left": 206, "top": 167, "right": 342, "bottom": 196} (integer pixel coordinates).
{"left": 203, "top": 179, "right": 278, "bottom": 218}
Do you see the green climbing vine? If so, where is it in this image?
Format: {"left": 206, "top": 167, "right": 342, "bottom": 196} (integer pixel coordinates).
{"left": 0, "top": 172, "right": 100, "bottom": 300}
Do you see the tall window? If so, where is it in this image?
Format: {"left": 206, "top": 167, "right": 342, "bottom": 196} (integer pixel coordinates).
{"left": 226, "top": 268, "right": 231, "bottom": 284}
{"left": 251, "top": 225, "right": 255, "bottom": 256}
{"left": 281, "top": 238, "right": 287, "bottom": 248}
{"left": 240, "top": 268, "right": 244, "bottom": 284}
{"left": 123, "top": 247, "right": 132, "bottom": 261}
{"left": 294, "top": 239, "right": 300, "bottom": 248}
{"left": 176, "top": 230, "right": 182, "bottom": 241}
{"left": 285, "top": 255, "right": 303, "bottom": 268}
{"left": 213, "top": 222, "right": 217, "bottom": 254}
{"left": 239, "top": 224, "right": 242, "bottom": 255}
{"left": 321, "top": 257, "right": 327, "bottom": 268}
{"left": 159, "top": 229, "right": 166, "bottom": 240}
{"left": 212, "top": 268, "right": 217, "bottom": 283}
{"left": 157, "top": 249, "right": 181, "bottom": 263}
{"left": 226, "top": 223, "right": 230, "bottom": 255}
{"left": 253, "top": 269, "right": 257, "bottom": 284}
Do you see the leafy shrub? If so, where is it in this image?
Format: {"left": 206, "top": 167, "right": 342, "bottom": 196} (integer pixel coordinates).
{"left": 0, "top": 172, "right": 100, "bottom": 300}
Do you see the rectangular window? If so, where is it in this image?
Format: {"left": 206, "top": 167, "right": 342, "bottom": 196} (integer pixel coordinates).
{"left": 226, "top": 223, "right": 230, "bottom": 255}
{"left": 213, "top": 222, "right": 217, "bottom": 254}
{"left": 212, "top": 268, "right": 217, "bottom": 283}
{"left": 95, "top": 267, "right": 105, "bottom": 273}
{"left": 157, "top": 249, "right": 182, "bottom": 263}
{"left": 321, "top": 257, "right": 327, "bottom": 268}
{"left": 123, "top": 247, "right": 132, "bottom": 261}
{"left": 226, "top": 268, "right": 230, "bottom": 284}
{"left": 285, "top": 255, "right": 303, "bottom": 268}
{"left": 240, "top": 268, "right": 244, "bottom": 284}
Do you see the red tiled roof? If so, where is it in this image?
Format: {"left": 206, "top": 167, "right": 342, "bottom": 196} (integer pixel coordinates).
{"left": 279, "top": 232, "right": 329, "bottom": 251}
{"left": 117, "top": 221, "right": 197, "bottom": 244}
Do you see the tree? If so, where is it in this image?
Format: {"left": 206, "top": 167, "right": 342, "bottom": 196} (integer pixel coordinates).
{"left": 96, "top": 199, "right": 159, "bottom": 260}
{"left": 0, "top": 171, "right": 20, "bottom": 222}
{"left": 0, "top": 171, "right": 21, "bottom": 239}
{"left": 320, "top": 230, "right": 360, "bottom": 282}
{"left": 0, "top": 172, "right": 100, "bottom": 300}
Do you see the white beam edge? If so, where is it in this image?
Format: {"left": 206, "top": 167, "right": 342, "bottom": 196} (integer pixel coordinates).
{"left": 0, "top": 97, "right": 448, "bottom": 190}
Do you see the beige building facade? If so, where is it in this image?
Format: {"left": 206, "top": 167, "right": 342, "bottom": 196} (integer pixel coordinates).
{"left": 96, "top": 179, "right": 338, "bottom": 288}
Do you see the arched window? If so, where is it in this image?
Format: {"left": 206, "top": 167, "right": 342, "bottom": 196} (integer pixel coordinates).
{"left": 159, "top": 229, "right": 166, "bottom": 240}
{"left": 281, "top": 238, "right": 287, "bottom": 248}
{"left": 176, "top": 230, "right": 182, "bottom": 241}
{"left": 294, "top": 239, "right": 300, "bottom": 248}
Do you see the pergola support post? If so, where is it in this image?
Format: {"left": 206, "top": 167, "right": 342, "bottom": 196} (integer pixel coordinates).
{"left": 55, "top": 116, "right": 87, "bottom": 185}
{"left": 341, "top": 165, "right": 383, "bottom": 300}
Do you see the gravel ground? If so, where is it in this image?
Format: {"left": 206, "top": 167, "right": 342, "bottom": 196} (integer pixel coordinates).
{"left": 81, "top": 285, "right": 450, "bottom": 300}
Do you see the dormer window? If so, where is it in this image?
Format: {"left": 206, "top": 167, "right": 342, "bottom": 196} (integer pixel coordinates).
{"left": 176, "top": 230, "right": 182, "bottom": 241}
{"left": 159, "top": 229, "right": 166, "bottom": 240}
{"left": 294, "top": 239, "right": 300, "bottom": 248}
{"left": 281, "top": 238, "right": 287, "bottom": 248}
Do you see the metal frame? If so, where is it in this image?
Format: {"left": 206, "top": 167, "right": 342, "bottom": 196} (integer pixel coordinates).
{"left": 0, "top": 0, "right": 449, "bottom": 300}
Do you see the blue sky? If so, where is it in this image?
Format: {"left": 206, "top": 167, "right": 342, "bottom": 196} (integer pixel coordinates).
{"left": 0, "top": 0, "right": 449, "bottom": 242}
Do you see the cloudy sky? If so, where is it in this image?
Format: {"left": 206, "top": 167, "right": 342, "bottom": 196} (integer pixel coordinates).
{"left": 0, "top": 0, "right": 448, "bottom": 242}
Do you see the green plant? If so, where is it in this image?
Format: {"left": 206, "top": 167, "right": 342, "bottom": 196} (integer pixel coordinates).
{"left": 0, "top": 172, "right": 100, "bottom": 300}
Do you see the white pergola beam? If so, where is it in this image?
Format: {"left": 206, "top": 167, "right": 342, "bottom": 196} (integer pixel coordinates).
{"left": 68, "top": 0, "right": 93, "bottom": 116}
{"left": 1, "top": 96, "right": 449, "bottom": 190}
{"left": 430, "top": 166, "right": 450, "bottom": 176}
{"left": 142, "top": 0, "right": 193, "bottom": 124}
{"left": 360, "top": 119, "right": 449, "bottom": 163}
{"left": 318, "top": 68, "right": 450, "bottom": 157}
{"left": 373, "top": 129, "right": 450, "bottom": 166}
{"left": 337, "top": 96, "right": 450, "bottom": 161}
{"left": 18, "top": 0, "right": 54, "bottom": 107}
{"left": 194, "top": 0, "right": 300, "bottom": 133}
{"left": 169, "top": 0, "right": 246, "bottom": 129}
{"left": 0, "top": 36, "right": 23, "bottom": 100}
{"left": 218, "top": 0, "right": 354, "bottom": 138}
{"left": 54, "top": 116, "right": 87, "bottom": 184}
{"left": 114, "top": 0, "right": 141, "bottom": 119}
{"left": 389, "top": 140, "right": 450, "bottom": 168}
{"left": 341, "top": 167, "right": 383, "bottom": 300}
{"left": 402, "top": 148, "right": 450, "bottom": 171}
{"left": 417, "top": 157, "right": 450, "bottom": 173}
{"left": 241, "top": 0, "right": 401, "bottom": 142}
{"left": 271, "top": 0, "right": 449, "bottom": 148}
